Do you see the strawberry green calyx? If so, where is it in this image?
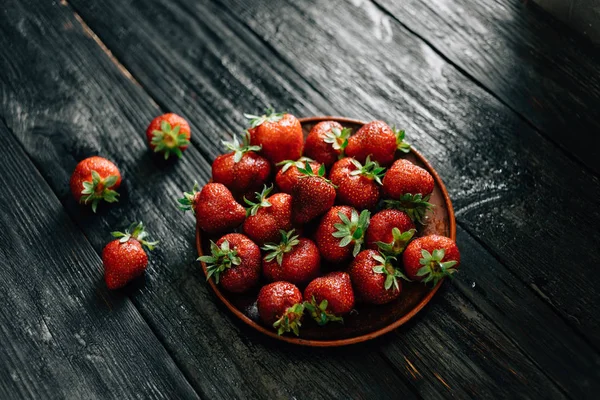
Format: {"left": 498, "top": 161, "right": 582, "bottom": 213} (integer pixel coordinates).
{"left": 198, "top": 240, "right": 241, "bottom": 284}
{"left": 273, "top": 303, "right": 304, "bottom": 336}
{"left": 81, "top": 170, "right": 120, "bottom": 213}
{"left": 324, "top": 126, "right": 351, "bottom": 154}
{"left": 384, "top": 193, "right": 434, "bottom": 224}
{"left": 244, "top": 107, "right": 285, "bottom": 128}
{"left": 223, "top": 132, "right": 262, "bottom": 163}
{"left": 111, "top": 222, "right": 159, "bottom": 250}
{"left": 376, "top": 228, "right": 416, "bottom": 256}
{"left": 393, "top": 126, "right": 410, "bottom": 153}
{"left": 244, "top": 184, "right": 273, "bottom": 217}
{"left": 349, "top": 155, "right": 386, "bottom": 185}
{"left": 262, "top": 229, "right": 300, "bottom": 265}
{"left": 177, "top": 182, "right": 200, "bottom": 213}
{"left": 151, "top": 120, "right": 190, "bottom": 160}
{"left": 276, "top": 156, "right": 316, "bottom": 173}
{"left": 417, "top": 249, "right": 458, "bottom": 286}
{"left": 297, "top": 161, "right": 336, "bottom": 187}
{"left": 372, "top": 252, "right": 410, "bottom": 291}
{"left": 304, "top": 296, "right": 344, "bottom": 326}
{"left": 332, "top": 209, "right": 370, "bottom": 257}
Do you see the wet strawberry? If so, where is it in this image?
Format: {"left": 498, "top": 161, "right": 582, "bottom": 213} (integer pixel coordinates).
{"left": 275, "top": 157, "right": 322, "bottom": 194}
{"left": 349, "top": 250, "right": 408, "bottom": 305}
{"left": 403, "top": 235, "right": 460, "bottom": 285}
{"left": 304, "top": 121, "right": 351, "bottom": 167}
{"left": 291, "top": 162, "right": 336, "bottom": 225}
{"left": 345, "top": 121, "right": 409, "bottom": 167}
{"left": 330, "top": 156, "right": 385, "bottom": 210}
{"left": 315, "top": 206, "right": 370, "bottom": 263}
{"left": 303, "top": 272, "right": 354, "bottom": 325}
{"left": 257, "top": 281, "right": 304, "bottom": 336}
{"left": 70, "top": 156, "right": 121, "bottom": 213}
{"left": 242, "top": 185, "right": 292, "bottom": 246}
{"left": 146, "top": 113, "right": 191, "bottom": 159}
{"left": 365, "top": 209, "right": 416, "bottom": 255}
{"left": 262, "top": 229, "right": 320, "bottom": 286}
{"left": 246, "top": 108, "right": 303, "bottom": 164}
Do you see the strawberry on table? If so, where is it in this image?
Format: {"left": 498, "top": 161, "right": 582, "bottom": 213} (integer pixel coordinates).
{"left": 198, "top": 233, "right": 261, "bottom": 293}
{"left": 345, "top": 121, "right": 409, "bottom": 167}
{"left": 329, "top": 156, "right": 385, "bottom": 210}
{"left": 348, "top": 250, "right": 408, "bottom": 305}
{"left": 315, "top": 206, "right": 370, "bottom": 263}
{"left": 245, "top": 108, "right": 303, "bottom": 164}
{"left": 291, "top": 162, "right": 337, "bottom": 225}
{"left": 275, "top": 157, "right": 322, "bottom": 194}
{"left": 146, "top": 113, "right": 191, "bottom": 160}
{"left": 304, "top": 121, "right": 351, "bottom": 168}
{"left": 243, "top": 185, "right": 292, "bottom": 246}
{"left": 257, "top": 281, "right": 305, "bottom": 336}
{"left": 262, "top": 229, "right": 320, "bottom": 286}
{"left": 70, "top": 156, "right": 121, "bottom": 213}
{"left": 102, "top": 222, "right": 159, "bottom": 289}
{"left": 365, "top": 209, "right": 416, "bottom": 255}
{"left": 403, "top": 235, "right": 460, "bottom": 285}
{"left": 303, "top": 272, "right": 354, "bottom": 326}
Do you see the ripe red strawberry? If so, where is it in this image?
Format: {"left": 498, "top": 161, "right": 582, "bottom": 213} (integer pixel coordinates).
{"left": 330, "top": 156, "right": 385, "bottom": 210}
{"left": 102, "top": 222, "right": 159, "bottom": 289}
{"left": 262, "top": 229, "right": 320, "bottom": 286}
{"left": 198, "top": 233, "right": 261, "bottom": 293}
{"left": 382, "top": 159, "right": 435, "bottom": 223}
{"left": 70, "top": 156, "right": 121, "bottom": 213}
{"left": 345, "top": 121, "right": 409, "bottom": 167}
{"left": 212, "top": 133, "right": 271, "bottom": 201}
{"left": 146, "top": 113, "right": 191, "bottom": 159}
{"left": 245, "top": 108, "right": 303, "bottom": 164}
{"left": 257, "top": 281, "right": 304, "bottom": 336}
{"left": 304, "top": 121, "right": 351, "bottom": 167}
{"left": 178, "top": 183, "right": 245, "bottom": 234}
{"left": 365, "top": 210, "right": 416, "bottom": 255}
{"left": 315, "top": 206, "right": 370, "bottom": 263}
{"left": 403, "top": 235, "right": 460, "bottom": 285}
{"left": 291, "top": 162, "right": 337, "bottom": 225}
{"left": 275, "top": 157, "right": 322, "bottom": 194}
{"left": 348, "top": 250, "right": 408, "bottom": 305}
{"left": 303, "top": 272, "right": 354, "bottom": 325}
{"left": 242, "top": 185, "right": 292, "bottom": 245}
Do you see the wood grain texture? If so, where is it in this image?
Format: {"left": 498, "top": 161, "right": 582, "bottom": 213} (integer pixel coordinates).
{"left": 374, "top": 0, "right": 600, "bottom": 174}
{"left": 0, "top": 1, "right": 418, "bottom": 399}
{"left": 64, "top": 0, "right": 598, "bottom": 397}
{"left": 0, "top": 121, "right": 199, "bottom": 399}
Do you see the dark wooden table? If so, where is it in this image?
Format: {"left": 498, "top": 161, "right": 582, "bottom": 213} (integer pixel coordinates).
{"left": 1, "top": 0, "right": 599, "bottom": 398}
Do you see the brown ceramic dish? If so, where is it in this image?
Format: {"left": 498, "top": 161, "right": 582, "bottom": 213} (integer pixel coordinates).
{"left": 196, "top": 116, "right": 456, "bottom": 347}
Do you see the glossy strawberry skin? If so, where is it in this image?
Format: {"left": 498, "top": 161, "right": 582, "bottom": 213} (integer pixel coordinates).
{"left": 257, "top": 281, "right": 303, "bottom": 326}
{"left": 349, "top": 250, "right": 402, "bottom": 305}
{"left": 195, "top": 183, "right": 246, "bottom": 234}
{"left": 263, "top": 238, "right": 320, "bottom": 286}
{"left": 403, "top": 235, "right": 460, "bottom": 281}
{"left": 243, "top": 193, "right": 293, "bottom": 246}
{"left": 304, "top": 272, "right": 355, "bottom": 315}
{"left": 145, "top": 113, "right": 191, "bottom": 151}
{"left": 330, "top": 158, "right": 380, "bottom": 210}
{"left": 70, "top": 156, "right": 121, "bottom": 202}
{"left": 215, "top": 234, "right": 261, "bottom": 293}
{"left": 275, "top": 160, "right": 322, "bottom": 194}
{"left": 304, "top": 121, "right": 344, "bottom": 168}
{"left": 315, "top": 206, "right": 354, "bottom": 263}
{"left": 212, "top": 152, "right": 272, "bottom": 201}
{"left": 249, "top": 114, "right": 303, "bottom": 164}
{"left": 102, "top": 239, "right": 147, "bottom": 290}
{"left": 365, "top": 210, "right": 415, "bottom": 250}
{"left": 382, "top": 159, "right": 434, "bottom": 199}
{"left": 291, "top": 176, "right": 336, "bottom": 225}
{"left": 345, "top": 121, "right": 397, "bottom": 167}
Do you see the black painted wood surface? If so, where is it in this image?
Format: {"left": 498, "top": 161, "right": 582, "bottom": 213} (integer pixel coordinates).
{"left": 1, "top": 0, "right": 599, "bottom": 398}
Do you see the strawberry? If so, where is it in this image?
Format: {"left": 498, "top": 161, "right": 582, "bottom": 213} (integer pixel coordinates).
{"left": 102, "top": 222, "right": 159, "bottom": 289}
{"left": 402, "top": 235, "right": 460, "bottom": 285}
{"left": 348, "top": 250, "right": 408, "bottom": 305}
{"left": 304, "top": 121, "right": 351, "bottom": 167}
{"left": 178, "top": 183, "right": 245, "bottom": 234}
{"left": 242, "top": 185, "right": 292, "bottom": 245}
{"left": 315, "top": 206, "right": 370, "bottom": 263}
{"left": 382, "top": 159, "right": 435, "bottom": 223}
{"left": 291, "top": 162, "right": 337, "bottom": 225}
{"left": 303, "top": 272, "right": 354, "bottom": 325}
{"left": 245, "top": 108, "right": 303, "bottom": 164}
{"left": 329, "top": 156, "right": 385, "bottom": 210}
{"left": 345, "top": 121, "right": 409, "bottom": 167}
{"left": 365, "top": 209, "right": 416, "bottom": 255}
{"left": 146, "top": 113, "right": 191, "bottom": 159}
{"left": 262, "top": 229, "right": 320, "bottom": 286}
{"left": 257, "top": 281, "right": 304, "bottom": 336}
{"left": 275, "top": 157, "right": 322, "bottom": 194}
{"left": 70, "top": 156, "right": 121, "bottom": 213}
{"left": 212, "top": 133, "right": 271, "bottom": 201}
{"left": 198, "top": 233, "right": 261, "bottom": 293}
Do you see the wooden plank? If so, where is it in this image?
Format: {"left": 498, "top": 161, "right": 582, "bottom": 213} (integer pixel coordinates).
{"left": 0, "top": 1, "right": 418, "bottom": 399}
{"left": 0, "top": 121, "right": 199, "bottom": 399}
{"left": 62, "top": 0, "right": 596, "bottom": 397}
{"left": 374, "top": 0, "right": 600, "bottom": 174}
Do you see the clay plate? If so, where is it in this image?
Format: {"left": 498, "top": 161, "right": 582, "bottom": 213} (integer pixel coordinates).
{"left": 196, "top": 116, "right": 456, "bottom": 346}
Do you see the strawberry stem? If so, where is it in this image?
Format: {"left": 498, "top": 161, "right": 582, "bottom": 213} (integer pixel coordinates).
{"left": 376, "top": 228, "right": 416, "bottom": 256}
{"left": 111, "top": 222, "right": 159, "bottom": 250}
{"left": 303, "top": 296, "right": 344, "bottom": 326}
{"left": 276, "top": 156, "right": 315, "bottom": 173}
{"left": 261, "top": 229, "right": 300, "bottom": 265}
{"left": 222, "top": 132, "right": 262, "bottom": 163}
{"left": 348, "top": 155, "right": 386, "bottom": 185}
{"left": 323, "top": 126, "right": 351, "bottom": 154}
{"left": 332, "top": 209, "right": 371, "bottom": 257}
{"left": 243, "top": 184, "right": 273, "bottom": 217}
{"left": 177, "top": 182, "right": 200, "bottom": 213}
{"left": 80, "top": 170, "right": 120, "bottom": 213}
{"left": 416, "top": 248, "right": 458, "bottom": 286}
{"left": 244, "top": 107, "right": 285, "bottom": 128}
{"left": 383, "top": 193, "right": 434, "bottom": 224}
{"left": 393, "top": 126, "right": 411, "bottom": 153}
{"left": 273, "top": 303, "right": 304, "bottom": 336}
{"left": 197, "top": 240, "right": 241, "bottom": 284}
{"left": 151, "top": 120, "right": 189, "bottom": 160}
{"left": 372, "top": 251, "right": 410, "bottom": 291}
